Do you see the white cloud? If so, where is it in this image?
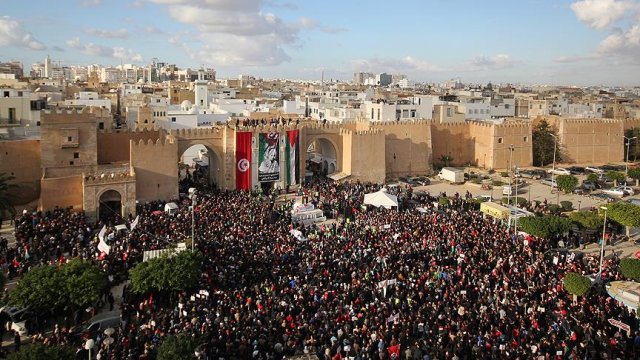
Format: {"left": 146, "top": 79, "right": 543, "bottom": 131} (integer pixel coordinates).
{"left": 147, "top": 0, "right": 340, "bottom": 66}
{"left": 570, "top": 1, "right": 640, "bottom": 63}
{"left": 351, "top": 56, "right": 442, "bottom": 73}
{"left": 78, "top": 0, "right": 101, "bottom": 7}
{"left": 66, "top": 37, "right": 143, "bottom": 62}
{"left": 465, "top": 54, "right": 519, "bottom": 71}
{"left": 597, "top": 24, "right": 640, "bottom": 58}
{"left": 0, "top": 16, "right": 46, "bottom": 50}
{"left": 86, "top": 27, "right": 129, "bottom": 39}
{"left": 570, "top": 0, "right": 637, "bottom": 30}
{"left": 144, "top": 26, "right": 165, "bottom": 34}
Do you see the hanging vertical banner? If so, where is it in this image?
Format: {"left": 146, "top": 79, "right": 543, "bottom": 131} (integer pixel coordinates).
{"left": 258, "top": 132, "right": 280, "bottom": 182}
{"left": 286, "top": 129, "right": 300, "bottom": 186}
{"left": 235, "top": 131, "right": 252, "bottom": 190}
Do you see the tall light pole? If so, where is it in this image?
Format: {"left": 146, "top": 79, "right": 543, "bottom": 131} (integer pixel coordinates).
{"left": 598, "top": 206, "right": 608, "bottom": 283}
{"left": 508, "top": 144, "right": 515, "bottom": 206}
{"left": 623, "top": 136, "right": 637, "bottom": 177}
{"left": 189, "top": 190, "right": 197, "bottom": 252}
{"left": 550, "top": 134, "right": 558, "bottom": 204}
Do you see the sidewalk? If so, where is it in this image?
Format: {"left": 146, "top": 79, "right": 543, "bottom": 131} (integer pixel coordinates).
{"left": 577, "top": 237, "right": 640, "bottom": 259}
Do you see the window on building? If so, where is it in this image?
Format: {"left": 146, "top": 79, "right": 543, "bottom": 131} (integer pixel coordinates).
{"left": 371, "top": 109, "right": 374, "bottom": 119}
{"left": 469, "top": 109, "right": 472, "bottom": 114}
{"left": 73, "top": 152, "right": 79, "bottom": 159}
{"left": 523, "top": 136, "right": 528, "bottom": 142}
{"left": 17, "top": 91, "right": 23, "bottom": 97}
{"left": 411, "top": 110, "right": 416, "bottom": 118}
{"left": 498, "top": 137, "right": 503, "bottom": 144}
{"left": 98, "top": 122, "right": 104, "bottom": 130}
{"left": 3, "top": 91, "right": 9, "bottom": 97}
{"left": 171, "top": 117, "right": 176, "bottom": 122}
{"left": 446, "top": 108, "right": 452, "bottom": 117}
{"left": 36, "top": 121, "right": 40, "bottom": 126}
{"left": 377, "top": 109, "right": 380, "bottom": 120}
{"left": 474, "top": 109, "right": 478, "bottom": 114}
{"left": 505, "top": 104, "right": 510, "bottom": 109}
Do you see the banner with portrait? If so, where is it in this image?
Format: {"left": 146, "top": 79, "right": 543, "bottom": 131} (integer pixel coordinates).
{"left": 258, "top": 133, "right": 280, "bottom": 182}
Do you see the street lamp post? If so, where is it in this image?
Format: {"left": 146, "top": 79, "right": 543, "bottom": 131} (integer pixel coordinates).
{"left": 85, "top": 339, "right": 95, "bottom": 360}
{"left": 550, "top": 134, "right": 558, "bottom": 205}
{"left": 508, "top": 144, "right": 515, "bottom": 206}
{"left": 189, "top": 188, "right": 197, "bottom": 252}
{"left": 623, "top": 136, "right": 637, "bottom": 177}
{"left": 598, "top": 206, "right": 608, "bottom": 283}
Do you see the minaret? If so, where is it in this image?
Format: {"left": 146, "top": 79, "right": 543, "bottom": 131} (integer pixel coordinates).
{"left": 194, "top": 69, "right": 208, "bottom": 108}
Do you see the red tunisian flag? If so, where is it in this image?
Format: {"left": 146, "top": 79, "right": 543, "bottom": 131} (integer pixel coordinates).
{"left": 387, "top": 344, "right": 400, "bottom": 359}
{"left": 236, "top": 131, "right": 252, "bottom": 190}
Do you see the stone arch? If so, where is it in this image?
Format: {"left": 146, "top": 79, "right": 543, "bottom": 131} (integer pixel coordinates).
{"left": 97, "top": 188, "right": 123, "bottom": 221}
{"left": 177, "top": 140, "right": 224, "bottom": 189}
{"left": 305, "top": 135, "right": 340, "bottom": 177}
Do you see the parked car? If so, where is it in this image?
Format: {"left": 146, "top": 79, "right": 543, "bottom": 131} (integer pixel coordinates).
{"left": 585, "top": 166, "right": 604, "bottom": 174}
{"left": 591, "top": 193, "right": 616, "bottom": 202}
{"left": 519, "top": 169, "right": 539, "bottom": 179}
{"left": 412, "top": 176, "right": 431, "bottom": 186}
{"left": 474, "top": 195, "right": 492, "bottom": 202}
{"left": 600, "top": 164, "right": 626, "bottom": 171}
{"left": 398, "top": 176, "right": 409, "bottom": 184}
{"left": 567, "top": 166, "right": 586, "bottom": 175}
{"left": 581, "top": 181, "right": 599, "bottom": 191}
{"left": 541, "top": 179, "right": 558, "bottom": 188}
{"left": 602, "top": 188, "right": 625, "bottom": 197}
{"left": 616, "top": 186, "right": 635, "bottom": 196}
{"left": 548, "top": 168, "right": 571, "bottom": 176}
{"left": 0, "top": 306, "right": 33, "bottom": 336}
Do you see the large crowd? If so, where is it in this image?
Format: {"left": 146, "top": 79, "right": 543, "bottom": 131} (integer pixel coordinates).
{"left": 2, "top": 179, "right": 640, "bottom": 359}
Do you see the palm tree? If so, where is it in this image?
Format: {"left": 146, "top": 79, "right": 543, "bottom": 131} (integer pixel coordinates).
{"left": 0, "top": 173, "right": 17, "bottom": 221}
{"left": 440, "top": 154, "right": 454, "bottom": 167}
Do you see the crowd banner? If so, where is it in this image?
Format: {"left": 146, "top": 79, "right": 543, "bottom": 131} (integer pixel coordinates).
{"left": 235, "top": 132, "right": 252, "bottom": 190}
{"left": 258, "top": 132, "right": 280, "bottom": 182}
{"left": 286, "top": 129, "right": 300, "bottom": 186}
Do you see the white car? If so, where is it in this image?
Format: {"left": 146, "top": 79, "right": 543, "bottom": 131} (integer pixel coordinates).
{"left": 0, "top": 306, "right": 31, "bottom": 336}
{"left": 585, "top": 167, "right": 605, "bottom": 174}
{"left": 602, "top": 188, "right": 625, "bottom": 197}
{"left": 548, "top": 168, "right": 571, "bottom": 176}
{"left": 616, "top": 186, "right": 635, "bottom": 196}
{"left": 541, "top": 179, "right": 558, "bottom": 188}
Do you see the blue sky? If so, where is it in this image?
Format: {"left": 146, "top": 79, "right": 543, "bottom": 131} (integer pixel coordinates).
{"left": 1, "top": 0, "right": 640, "bottom": 85}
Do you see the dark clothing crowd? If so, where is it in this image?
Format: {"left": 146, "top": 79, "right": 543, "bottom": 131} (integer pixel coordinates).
{"left": 3, "top": 180, "right": 640, "bottom": 359}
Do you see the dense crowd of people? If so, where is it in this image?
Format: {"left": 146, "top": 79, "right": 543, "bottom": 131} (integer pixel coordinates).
{"left": 2, "top": 179, "right": 640, "bottom": 359}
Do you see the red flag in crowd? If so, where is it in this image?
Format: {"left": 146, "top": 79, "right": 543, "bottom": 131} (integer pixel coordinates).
{"left": 387, "top": 344, "right": 400, "bottom": 359}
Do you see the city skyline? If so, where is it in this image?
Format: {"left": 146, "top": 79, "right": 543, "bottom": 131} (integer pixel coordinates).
{"left": 1, "top": 0, "right": 640, "bottom": 86}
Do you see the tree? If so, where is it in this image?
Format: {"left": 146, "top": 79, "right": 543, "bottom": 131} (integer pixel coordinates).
{"left": 6, "top": 343, "right": 76, "bottom": 360}
{"left": 157, "top": 334, "right": 198, "bottom": 360}
{"left": 569, "top": 211, "right": 603, "bottom": 230}
{"left": 563, "top": 272, "right": 591, "bottom": 297}
{"left": 556, "top": 175, "right": 578, "bottom": 194}
{"left": 61, "top": 259, "right": 107, "bottom": 309}
{"left": 624, "top": 128, "right": 640, "bottom": 161}
{"left": 439, "top": 154, "right": 453, "bottom": 167}
{"left": 620, "top": 259, "right": 640, "bottom": 282}
{"left": 130, "top": 250, "right": 202, "bottom": 294}
{"left": 9, "top": 265, "right": 66, "bottom": 312}
{"left": 628, "top": 167, "right": 640, "bottom": 186}
{"left": 0, "top": 173, "right": 17, "bottom": 221}
{"left": 532, "top": 119, "right": 562, "bottom": 167}
{"left": 9, "top": 260, "right": 106, "bottom": 312}
{"left": 605, "top": 170, "right": 625, "bottom": 186}
{"left": 518, "top": 215, "right": 572, "bottom": 238}
{"left": 587, "top": 173, "right": 599, "bottom": 184}
{"left": 607, "top": 201, "right": 640, "bottom": 236}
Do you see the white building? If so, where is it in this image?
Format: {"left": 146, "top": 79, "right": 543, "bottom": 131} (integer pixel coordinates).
{"left": 64, "top": 91, "right": 112, "bottom": 110}
{"left": 362, "top": 95, "right": 438, "bottom": 121}
{"left": 489, "top": 96, "right": 516, "bottom": 118}
{"left": 0, "top": 88, "right": 45, "bottom": 137}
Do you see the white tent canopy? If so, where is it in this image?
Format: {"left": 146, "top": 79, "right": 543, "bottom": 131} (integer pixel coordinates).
{"left": 364, "top": 189, "right": 398, "bottom": 209}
